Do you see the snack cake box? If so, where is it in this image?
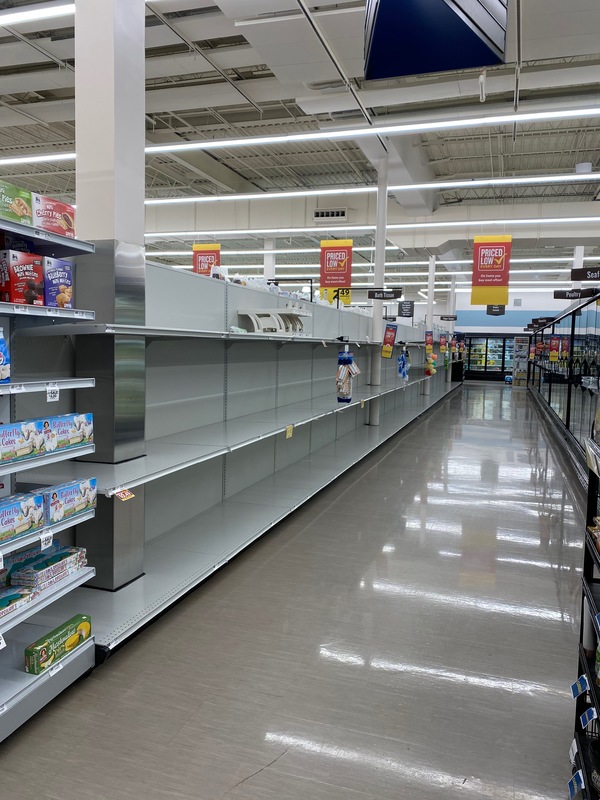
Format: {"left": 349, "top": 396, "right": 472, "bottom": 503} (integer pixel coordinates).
{"left": 43, "top": 478, "right": 97, "bottom": 526}
{"left": 0, "top": 585, "right": 32, "bottom": 619}
{"left": 25, "top": 614, "right": 92, "bottom": 675}
{"left": 0, "top": 419, "right": 45, "bottom": 464}
{"left": 0, "top": 492, "right": 44, "bottom": 544}
{"left": 12, "top": 546, "right": 86, "bottom": 587}
{"left": 0, "top": 180, "right": 32, "bottom": 226}
{"left": 43, "top": 257, "right": 73, "bottom": 308}
{"left": 0, "top": 250, "right": 44, "bottom": 305}
{"left": 42, "top": 413, "right": 93, "bottom": 453}
{"left": 0, "top": 541, "right": 60, "bottom": 587}
{"left": 32, "top": 194, "right": 75, "bottom": 238}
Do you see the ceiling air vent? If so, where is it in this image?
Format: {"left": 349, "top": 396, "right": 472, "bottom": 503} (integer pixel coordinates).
{"left": 313, "top": 208, "right": 348, "bottom": 223}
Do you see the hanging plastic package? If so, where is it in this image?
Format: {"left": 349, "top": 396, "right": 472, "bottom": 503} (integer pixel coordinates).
{"left": 397, "top": 348, "right": 411, "bottom": 383}
{"left": 336, "top": 345, "right": 360, "bottom": 403}
{"left": 0, "top": 327, "right": 10, "bottom": 384}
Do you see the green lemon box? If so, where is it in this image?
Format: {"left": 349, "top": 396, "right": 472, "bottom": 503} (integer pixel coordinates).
{"left": 25, "top": 614, "right": 92, "bottom": 674}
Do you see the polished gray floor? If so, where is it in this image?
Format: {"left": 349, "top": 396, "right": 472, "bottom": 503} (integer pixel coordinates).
{"left": 0, "top": 383, "right": 581, "bottom": 799}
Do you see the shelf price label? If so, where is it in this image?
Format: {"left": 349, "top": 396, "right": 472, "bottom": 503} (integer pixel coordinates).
{"left": 46, "top": 383, "right": 60, "bottom": 403}
{"left": 49, "top": 662, "right": 63, "bottom": 677}
{"left": 360, "top": 399, "right": 365, "bottom": 409}
{"left": 115, "top": 488, "right": 135, "bottom": 502}
{"left": 0, "top": 704, "right": 6, "bottom": 716}
{"left": 40, "top": 532, "right": 53, "bottom": 551}
{"left": 571, "top": 675, "right": 590, "bottom": 699}
{"left": 285, "top": 425, "right": 294, "bottom": 439}
{"left": 0, "top": 633, "right": 5, "bottom": 651}
{"left": 568, "top": 770, "right": 585, "bottom": 799}
{"left": 0, "top": 551, "right": 3, "bottom": 572}
{"left": 580, "top": 707, "right": 597, "bottom": 729}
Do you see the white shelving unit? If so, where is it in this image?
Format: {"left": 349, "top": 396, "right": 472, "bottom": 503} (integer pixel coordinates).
{"left": 0, "top": 220, "right": 98, "bottom": 743}
{"left": 21, "top": 261, "right": 460, "bottom": 663}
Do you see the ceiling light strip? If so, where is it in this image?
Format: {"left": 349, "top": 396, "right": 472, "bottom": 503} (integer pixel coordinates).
{"left": 145, "top": 216, "right": 600, "bottom": 239}
{"left": 143, "top": 172, "right": 600, "bottom": 206}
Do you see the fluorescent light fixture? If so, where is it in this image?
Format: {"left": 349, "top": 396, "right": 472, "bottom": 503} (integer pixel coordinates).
{"left": 0, "top": 2, "right": 74, "bottom": 28}
{"left": 0, "top": 152, "right": 75, "bottom": 167}
{"left": 143, "top": 171, "right": 600, "bottom": 206}
{"left": 144, "top": 106, "right": 600, "bottom": 154}
{"left": 145, "top": 216, "right": 600, "bottom": 239}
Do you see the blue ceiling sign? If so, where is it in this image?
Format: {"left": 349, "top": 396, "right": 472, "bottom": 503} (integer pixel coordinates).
{"left": 365, "top": 0, "right": 508, "bottom": 81}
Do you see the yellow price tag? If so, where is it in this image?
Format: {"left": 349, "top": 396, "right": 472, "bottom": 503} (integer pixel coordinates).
{"left": 286, "top": 425, "right": 294, "bottom": 439}
{"left": 360, "top": 399, "right": 365, "bottom": 409}
{"left": 115, "top": 489, "right": 135, "bottom": 501}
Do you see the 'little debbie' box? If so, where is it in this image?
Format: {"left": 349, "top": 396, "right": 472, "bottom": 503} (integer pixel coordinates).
{"left": 43, "top": 479, "right": 97, "bottom": 526}
{"left": 0, "top": 419, "right": 45, "bottom": 464}
{"left": 42, "top": 414, "right": 93, "bottom": 454}
{"left": 0, "top": 493, "right": 44, "bottom": 544}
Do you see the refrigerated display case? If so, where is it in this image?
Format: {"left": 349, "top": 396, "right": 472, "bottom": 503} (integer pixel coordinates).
{"left": 465, "top": 336, "right": 514, "bottom": 380}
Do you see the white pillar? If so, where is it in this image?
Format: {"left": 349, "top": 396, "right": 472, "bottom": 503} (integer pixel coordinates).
{"left": 423, "top": 255, "right": 436, "bottom": 395}
{"left": 368, "top": 156, "right": 388, "bottom": 426}
{"left": 446, "top": 275, "right": 456, "bottom": 383}
{"left": 75, "top": 0, "right": 145, "bottom": 249}
{"left": 572, "top": 163, "right": 592, "bottom": 290}
{"left": 264, "top": 238, "right": 276, "bottom": 281}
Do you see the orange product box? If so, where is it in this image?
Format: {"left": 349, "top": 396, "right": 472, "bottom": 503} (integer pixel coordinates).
{"left": 31, "top": 194, "right": 75, "bottom": 239}
{"left": 0, "top": 250, "right": 44, "bottom": 305}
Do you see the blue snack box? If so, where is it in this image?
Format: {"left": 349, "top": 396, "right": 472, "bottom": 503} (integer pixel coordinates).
{"left": 43, "top": 257, "right": 73, "bottom": 308}
{"left": 43, "top": 479, "right": 97, "bottom": 526}
{"left": 0, "top": 492, "right": 44, "bottom": 545}
{"left": 42, "top": 413, "right": 93, "bottom": 453}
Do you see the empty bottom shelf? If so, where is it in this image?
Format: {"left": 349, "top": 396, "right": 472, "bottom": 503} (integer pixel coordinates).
{"left": 32, "top": 381, "right": 458, "bottom": 651}
{"left": 0, "top": 621, "right": 95, "bottom": 742}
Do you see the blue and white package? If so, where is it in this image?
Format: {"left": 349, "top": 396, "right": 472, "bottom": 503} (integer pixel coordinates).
{"left": 42, "top": 413, "right": 93, "bottom": 453}
{"left": 43, "top": 478, "right": 97, "bottom": 526}
{"left": 0, "top": 326, "right": 10, "bottom": 383}
{"left": 43, "top": 256, "right": 73, "bottom": 308}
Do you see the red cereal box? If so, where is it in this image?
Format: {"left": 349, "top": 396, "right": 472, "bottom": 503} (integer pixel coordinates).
{"left": 0, "top": 251, "right": 44, "bottom": 305}
{"left": 31, "top": 194, "right": 75, "bottom": 239}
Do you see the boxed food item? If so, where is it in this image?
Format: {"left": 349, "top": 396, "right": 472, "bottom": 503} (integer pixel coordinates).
{"left": 42, "top": 257, "right": 73, "bottom": 308}
{"left": 0, "top": 250, "right": 44, "bottom": 305}
{"left": 0, "top": 585, "right": 32, "bottom": 619}
{"left": 43, "top": 478, "right": 97, "bottom": 526}
{"left": 25, "top": 614, "right": 92, "bottom": 674}
{"left": 42, "top": 413, "right": 93, "bottom": 453}
{"left": 11, "top": 546, "right": 86, "bottom": 588}
{"left": 0, "top": 180, "right": 32, "bottom": 226}
{"left": 32, "top": 194, "right": 75, "bottom": 238}
{"left": 0, "top": 419, "right": 45, "bottom": 464}
{"left": 0, "top": 541, "right": 60, "bottom": 587}
{"left": 0, "top": 492, "right": 44, "bottom": 544}
{"left": 0, "top": 326, "right": 10, "bottom": 384}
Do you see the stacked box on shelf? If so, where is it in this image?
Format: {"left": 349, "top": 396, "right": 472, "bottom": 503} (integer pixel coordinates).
{"left": 0, "top": 492, "right": 44, "bottom": 544}
{"left": 11, "top": 546, "right": 87, "bottom": 592}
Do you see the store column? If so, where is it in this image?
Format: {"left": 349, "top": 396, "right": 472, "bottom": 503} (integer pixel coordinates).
{"left": 264, "top": 239, "right": 276, "bottom": 281}
{"left": 368, "top": 156, "right": 388, "bottom": 426}
{"left": 572, "top": 163, "right": 592, "bottom": 292}
{"left": 423, "top": 255, "right": 436, "bottom": 395}
{"left": 73, "top": 0, "right": 146, "bottom": 590}
{"left": 446, "top": 275, "right": 456, "bottom": 383}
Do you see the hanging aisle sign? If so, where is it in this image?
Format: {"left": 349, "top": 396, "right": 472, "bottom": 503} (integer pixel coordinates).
{"left": 471, "top": 235, "right": 512, "bottom": 306}
{"left": 192, "top": 243, "right": 220, "bottom": 276}
{"left": 320, "top": 239, "right": 352, "bottom": 287}
{"left": 425, "top": 331, "right": 434, "bottom": 354}
{"left": 381, "top": 323, "right": 398, "bottom": 358}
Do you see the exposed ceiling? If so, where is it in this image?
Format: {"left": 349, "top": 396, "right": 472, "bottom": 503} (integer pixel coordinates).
{"left": 1, "top": 0, "right": 600, "bottom": 300}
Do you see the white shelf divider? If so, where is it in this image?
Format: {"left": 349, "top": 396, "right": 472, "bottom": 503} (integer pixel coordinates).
{"left": 1, "top": 444, "right": 95, "bottom": 478}
{"left": 0, "top": 567, "right": 95, "bottom": 636}
{"left": 0, "top": 377, "right": 95, "bottom": 396}
{"left": 0, "top": 510, "right": 96, "bottom": 560}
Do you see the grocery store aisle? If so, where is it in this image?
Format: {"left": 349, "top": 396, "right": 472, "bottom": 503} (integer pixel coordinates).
{"left": 0, "top": 384, "right": 581, "bottom": 799}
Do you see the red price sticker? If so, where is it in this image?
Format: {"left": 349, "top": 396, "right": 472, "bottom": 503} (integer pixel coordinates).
{"left": 115, "top": 489, "right": 135, "bottom": 502}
